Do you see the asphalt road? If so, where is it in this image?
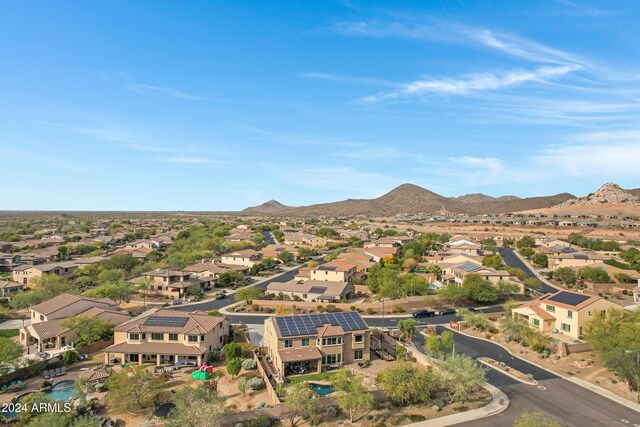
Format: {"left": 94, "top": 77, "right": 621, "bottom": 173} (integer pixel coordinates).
{"left": 498, "top": 247, "right": 557, "bottom": 294}
{"left": 413, "top": 327, "right": 640, "bottom": 426}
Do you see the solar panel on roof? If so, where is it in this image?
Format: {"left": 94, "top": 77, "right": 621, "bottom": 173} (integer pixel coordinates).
{"left": 144, "top": 316, "right": 189, "bottom": 327}
{"left": 574, "top": 254, "right": 588, "bottom": 260}
{"left": 309, "top": 286, "right": 328, "bottom": 294}
{"left": 274, "top": 312, "right": 368, "bottom": 337}
{"left": 547, "top": 292, "right": 590, "bottom": 306}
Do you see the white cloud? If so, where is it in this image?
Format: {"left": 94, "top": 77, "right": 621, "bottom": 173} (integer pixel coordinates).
{"left": 359, "top": 65, "right": 579, "bottom": 103}
{"left": 126, "top": 83, "right": 205, "bottom": 101}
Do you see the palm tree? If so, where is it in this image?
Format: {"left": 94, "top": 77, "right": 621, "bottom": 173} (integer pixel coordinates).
{"left": 397, "top": 319, "right": 419, "bottom": 341}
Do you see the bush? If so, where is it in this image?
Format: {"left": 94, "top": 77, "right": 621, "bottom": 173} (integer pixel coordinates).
{"left": 255, "top": 402, "right": 269, "bottom": 410}
{"left": 247, "top": 377, "right": 265, "bottom": 390}
{"left": 325, "top": 304, "right": 337, "bottom": 313}
{"left": 366, "top": 308, "right": 375, "bottom": 315}
{"left": 242, "top": 358, "right": 257, "bottom": 370}
{"left": 251, "top": 304, "right": 259, "bottom": 311}
{"left": 391, "top": 306, "right": 405, "bottom": 313}
{"left": 62, "top": 350, "right": 77, "bottom": 366}
{"left": 409, "top": 414, "right": 426, "bottom": 422}
{"left": 207, "top": 350, "right": 221, "bottom": 363}
{"left": 350, "top": 306, "right": 357, "bottom": 311}
{"left": 326, "top": 406, "right": 338, "bottom": 419}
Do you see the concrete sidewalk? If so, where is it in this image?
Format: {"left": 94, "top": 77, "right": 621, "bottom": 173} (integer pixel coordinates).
{"left": 408, "top": 382, "right": 508, "bottom": 427}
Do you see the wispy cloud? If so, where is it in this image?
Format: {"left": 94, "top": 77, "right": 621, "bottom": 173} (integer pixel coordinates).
{"left": 154, "top": 156, "right": 227, "bottom": 166}
{"left": 359, "top": 65, "right": 579, "bottom": 103}
{"left": 126, "top": 83, "right": 206, "bottom": 101}
{"left": 297, "top": 72, "right": 397, "bottom": 87}
{"left": 333, "top": 20, "right": 584, "bottom": 65}
{"left": 554, "top": 0, "right": 617, "bottom": 17}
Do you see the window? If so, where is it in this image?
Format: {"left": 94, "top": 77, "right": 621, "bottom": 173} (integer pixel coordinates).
{"left": 533, "top": 319, "right": 540, "bottom": 327}
{"left": 129, "top": 333, "right": 140, "bottom": 340}
{"left": 354, "top": 349, "right": 363, "bottom": 360}
{"left": 546, "top": 305, "right": 555, "bottom": 313}
{"left": 168, "top": 333, "right": 178, "bottom": 341}
{"left": 151, "top": 333, "right": 163, "bottom": 341}
{"left": 354, "top": 335, "right": 364, "bottom": 343}
{"left": 322, "top": 354, "right": 341, "bottom": 364}
{"left": 561, "top": 323, "right": 571, "bottom": 332}
{"left": 601, "top": 310, "right": 606, "bottom": 318}
{"left": 567, "top": 310, "right": 573, "bottom": 319}
{"left": 284, "top": 339, "right": 293, "bottom": 348}
{"left": 188, "top": 335, "right": 199, "bottom": 343}
{"left": 201, "top": 335, "right": 205, "bottom": 341}
{"left": 301, "top": 338, "right": 310, "bottom": 347}
{"left": 321, "top": 337, "right": 341, "bottom": 346}
{"left": 40, "top": 314, "right": 44, "bottom": 321}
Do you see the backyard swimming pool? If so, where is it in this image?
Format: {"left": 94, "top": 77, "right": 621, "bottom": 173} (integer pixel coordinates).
{"left": 4, "top": 380, "right": 75, "bottom": 418}
{"left": 309, "top": 383, "right": 335, "bottom": 396}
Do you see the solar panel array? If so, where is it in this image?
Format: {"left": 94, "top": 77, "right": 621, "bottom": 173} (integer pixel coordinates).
{"left": 144, "top": 316, "right": 189, "bottom": 328}
{"left": 457, "top": 261, "right": 483, "bottom": 272}
{"left": 548, "top": 292, "right": 590, "bottom": 306}
{"left": 308, "top": 286, "right": 328, "bottom": 294}
{"left": 275, "top": 312, "right": 368, "bottom": 337}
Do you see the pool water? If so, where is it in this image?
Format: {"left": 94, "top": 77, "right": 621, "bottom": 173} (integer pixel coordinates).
{"left": 4, "top": 380, "right": 75, "bottom": 418}
{"left": 309, "top": 383, "right": 335, "bottom": 396}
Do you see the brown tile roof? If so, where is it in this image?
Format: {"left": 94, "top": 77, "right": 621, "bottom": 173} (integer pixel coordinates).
{"left": 31, "top": 293, "right": 118, "bottom": 319}
{"left": 317, "top": 324, "right": 344, "bottom": 337}
{"left": 114, "top": 308, "right": 225, "bottom": 335}
{"left": 279, "top": 347, "right": 322, "bottom": 363}
{"left": 104, "top": 341, "right": 207, "bottom": 356}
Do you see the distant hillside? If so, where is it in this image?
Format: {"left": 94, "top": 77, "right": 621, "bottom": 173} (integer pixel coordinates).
{"left": 453, "top": 193, "right": 520, "bottom": 204}
{"left": 628, "top": 188, "right": 640, "bottom": 197}
{"left": 242, "top": 199, "right": 290, "bottom": 214}
{"left": 242, "top": 183, "right": 576, "bottom": 216}
{"left": 525, "top": 183, "right": 640, "bottom": 216}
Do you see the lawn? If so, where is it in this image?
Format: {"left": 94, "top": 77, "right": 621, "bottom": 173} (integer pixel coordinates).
{"left": 0, "top": 329, "right": 19, "bottom": 338}
{"left": 285, "top": 370, "right": 343, "bottom": 385}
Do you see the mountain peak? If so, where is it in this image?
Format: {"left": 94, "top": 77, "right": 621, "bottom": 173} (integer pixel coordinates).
{"left": 557, "top": 182, "right": 640, "bottom": 208}
{"left": 242, "top": 199, "right": 290, "bottom": 213}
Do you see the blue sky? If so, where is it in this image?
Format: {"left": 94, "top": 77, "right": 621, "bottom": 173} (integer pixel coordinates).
{"left": 2, "top": 1, "right": 640, "bottom": 210}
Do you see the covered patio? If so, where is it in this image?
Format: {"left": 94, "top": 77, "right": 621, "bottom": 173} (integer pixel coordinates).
{"left": 103, "top": 342, "right": 206, "bottom": 366}
{"left": 279, "top": 347, "right": 322, "bottom": 377}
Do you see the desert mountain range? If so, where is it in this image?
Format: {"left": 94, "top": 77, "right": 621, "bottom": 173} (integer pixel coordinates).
{"left": 242, "top": 183, "right": 578, "bottom": 216}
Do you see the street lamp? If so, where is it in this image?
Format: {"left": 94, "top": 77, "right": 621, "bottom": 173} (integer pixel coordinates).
{"left": 625, "top": 349, "right": 640, "bottom": 403}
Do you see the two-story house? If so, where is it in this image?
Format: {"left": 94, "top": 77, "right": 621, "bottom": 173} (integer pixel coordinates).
{"left": 12, "top": 261, "right": 79, "bottom": 285}
{"left": 512, "top": 289, "right": 619, "bottom": 339}
{"left": 266, "top": 279, "right": 352, "bottom": 302}
{"left": 139, "top": 269, "right": 207, "bottom": 298}
{"left": 309, "top": 261, "right": 356, "bottom": 283}
{"left": 220, "top": 250, "right": 263, "bottom": 267}
{"left": 264, "top": 312, "right": 370, "bottom": 379}
{"left": 20, "top": 293, "right": 129, "bottom": 350}
{"left": 0, "top": 280, "right": 25, "bottom": 298}
{"left": 0, "top": 253, "right": 22, "bottom": 272}
{"left": 103, "top": 308, "right": 229, "bottom": 366}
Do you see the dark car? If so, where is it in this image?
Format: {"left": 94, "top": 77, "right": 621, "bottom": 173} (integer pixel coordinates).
{"left": 412, "top": 309, "right": 435, "bottom": 318}
{"left": 214, "top": 293, "right": 226, "bottom": 300}
{"left": 439, "top": 307, "right": 456, "bottom": 316}
{"left": 466, "top": 307, "right": 480, "bottom": 313}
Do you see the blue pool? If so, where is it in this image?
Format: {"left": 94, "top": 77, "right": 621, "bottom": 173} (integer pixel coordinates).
{"left": 309, "top": 383, "right": 335, "bottom": 396}
{"left": 4, "top": 380, "right": 75, "bottom": 418}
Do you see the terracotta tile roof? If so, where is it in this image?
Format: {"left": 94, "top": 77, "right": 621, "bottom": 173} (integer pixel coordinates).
{"left": 317, "top": 324, "right": 344, "bottom": 336}
{"left": 114, "top": 308, "right": 225, "bottom": 335}
{"left": 31, "top": 293, "right": 118, "bottom": 319}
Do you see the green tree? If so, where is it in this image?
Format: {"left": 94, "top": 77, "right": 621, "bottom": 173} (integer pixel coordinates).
{"left": 519, "top": 247, "right": 535, "bottom": 257}
{"left": 63, "top": 350, "right": 77, "bottom": 366}
{"left": 441, "top": 330, "right": 454, "bottom": 355}
{"left": 186, "top": 281, "right": 204, "bottom": 299}
{"left": 400, "top": 274, "right": 429, "bottom": 296}
{"left": 86, "top": 280, "right": 135, "bottom": 304}
{"left": 379, "top": 266, "right": 403, "bottom": 300}
{"left": 397, "top": 319, "right": 418, "bottom": 341}
{"left": 218, "top": 271, "right": 244, "bottom": 287}
{"left": 106, "top": 365, "right": 168, "bottom": 413}
{"left": 260, "top": 257, "right": 278, "bottom": 270}
{"left": 224, "top": 342, "right": 242, "bottom": 360}
{"left": 100, "top": 254, "right": 139, "bottom": 273}
{"left": 332, "top": 371, "right": 374, "bottom": 423}
{"left": 496, "top": 280, "right": 521, "bottom": 300}
{"left": 297, "top": 247, "right": 312, "bottom": 261}
{"left": 438, "top": 353, "right": 486, "bottom": 403}
{"left": 531, "top": 253, "right": 548, "bottom": 268}
{"left": 585, "top": 309, "right": 640, "bottom": 394}
{"left": 506, "top": 268, "right": 529, "bottom": 281}
{"left": 375, "top": 362, "right": 437, "bottom": 406}
{"left": 366, "top": 264, "right": 382, "bottom": 293}
{"left": 424, "top": 335, "right": 442, "bottom": 358}
{"left": 516, "top": 236, "right": 536, "bottom": 250}
{"left": 226, "top": 357, "right": 241, "bottom": 378}
{"left": 615, "top": 273, "right": 633, "bottom": 283}
{"left": 0, "top": 337, "right": 23, "bottom": 367}
{"left": 462, "top": 274, "right": 498, "bottom": 303}
{"left": 10, "top": 291, "right": 45, "bottom": 309}
{"left": 165, "top": 385, "right": 224, "bottom": 427}
{"left": 235, "top": 287, "right": 264, "bottom": 303}
{"left": 440, "top": 284, "right": 468, "bottom": 307}
{"left": 60, "top": 316, "right": 115, "bottom": 346}
{"left": 57, "top": 245, "right": 69, "bottom": 261}
{"left": 513, "top": 409, "right": 561, "bottom": 427}
{"left": 482, "top": 254, "right": 504, "bottom": 270}
{"left": 32, "top": 275, "right": 77, "bottom": 299}
{"left": 287, "top": 382, "right": 318, "bottom": 427}
{"left": 579, "top": 267, "right": 611, "bottom": 283}
{"left": 277, "top": 250, "right": 294, "bottom": 265}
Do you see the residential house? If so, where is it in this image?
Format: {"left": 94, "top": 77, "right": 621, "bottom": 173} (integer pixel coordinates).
{"left": 309, "top": 261, "right": 356, "bottom": 283}
{"left": 183, "top": 261, "right": 249, "bottom": 283}
{"left": 364, "top": 246, "right": 398, "bottom": 262}
{"left": 264, "top": 312, "right": 370, "bottom": 379}
{"left": 266, "top": 279, "right": 352, "bottom": 302}
{"left": 221, "top": 249, "right": 263, "bottom": 267}
{"left": 103, "top": 308, "right": 229, "bottom": 366}
{"left": 0, "top": 253, "right": 22, "bottom": 272}
{"left": 20, "top": 293, "right": 129, "bottom": 350}
{"left": 547, "top": 252, "right": 607, "bottom": 269}
{"left": 138, "top": 269, "right": 208, "bottom": 298}
{"left": 259, "top": 244, "right": 299, "bottom": 260}
{"left": 512, "top": 290, "right": 619, "bottom": 339}
{"left": 12, "top": 261, "right": 79, "bottom": 285}
{"left": 0, "top": 280, "right": 25, "bottom": 297}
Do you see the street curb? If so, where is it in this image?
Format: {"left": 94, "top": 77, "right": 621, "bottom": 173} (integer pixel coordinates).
{"left": 405, "top": 382, "right": 509, "bottom": 427}
{"left": 477, "top": 358, "right": 538, "bottom": 385}
{"left": 448, "top": 326, "right": 640, "bottom": 414}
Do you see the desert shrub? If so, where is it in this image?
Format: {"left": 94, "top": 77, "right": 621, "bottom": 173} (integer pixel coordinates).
{"left": 326, "top": 406, "right": 338, "bottom": 419}
{"left": 325, "top": 304, "right": 337, "bottom": 313}
{"left": 242, "top": 358, "right": 257, "bottom": 370}
{"left": 366, "top": 308, "right": 375, "bottom": 315}
{"left": 247, "top": 377, "right": 265, "bottom": 390}
{"left": 409, "top": 414, "right": 426, "bottom": 422}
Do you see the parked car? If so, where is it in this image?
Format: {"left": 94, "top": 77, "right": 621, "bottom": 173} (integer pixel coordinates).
{"left": 412, "top": 309, "right": 436, "bottom": 318}
{"left": 214, "top": 293, "right": 226, "bottom": 300}
{"left": 465, "top": 307, "right": 481, "bottom": 313}
{"left": 439, "top": 307, "right": 456, "bottom": 316}
{"left": 77, "top": 353, "right": 89, "bottom": 360}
